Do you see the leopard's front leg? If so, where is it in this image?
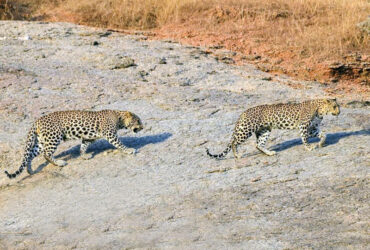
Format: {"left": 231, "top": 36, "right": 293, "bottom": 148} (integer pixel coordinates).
{"left": 308, "top": 125, "right": 326, "bottom": 148}
{"left": 317, "top": 131, "right": 326, "bottom": 147}
{"left": 80, "top": 139, "right": 95, "bottom": 159}
{"left": 256, "top": 128, "right": 276, "bottom": 156}
{"left": 103, "top": 129, "right": 136, "bottom": 155}
{"left": 299, "top": 123, "right": 316, "bottom": 151}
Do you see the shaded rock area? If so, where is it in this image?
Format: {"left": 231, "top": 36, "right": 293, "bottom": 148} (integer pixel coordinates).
{"left": 0, "top": 21, "right": 369, "bottom": 249}
{"left": 329, "top": 54, "right": 370, "bottom": 83}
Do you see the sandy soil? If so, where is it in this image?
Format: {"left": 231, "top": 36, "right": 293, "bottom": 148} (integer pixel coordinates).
{"left": 0, "top": 21, "right": 369, "bottom": 249}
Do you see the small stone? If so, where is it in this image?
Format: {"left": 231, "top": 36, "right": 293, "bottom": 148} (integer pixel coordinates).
{"left": 108, "top": 56, "right": 135, "bottom": 69}
{"left": 220, "top": 57, "right": 235, "bottom": 64}
{"left": 209, "top": 45, "right": 224, "bottom": 49}
{"left": 138, "top": 70, "right": 149, "bottom": 77}
{"left": 244, "top": 55, "right": 261, "bottom": 60}
{"left": 98, "top": 31, "right": 112, "bottom": 37}
{"left": 251, "top": 177, "right": 261, "bottom": 182}
{"left": 178, "top": 78, "right": 191, "bottom": 86}
{"left": 262, "top": 76, "right": 272, "bottom": 81}
{"left": 346, "top": 100, "right": 370, "bottom": 108}
{"left": 92, "top": 41, "right": 100, "bottom": 46}
{"left": 163, "top": 39, "right": 176, "bottom": 43}
{"left": 159, "top": 58, "right": 167, "bottom": 64}
{"left": 328, "top": 62, "right": 345, "bottom": 69}
{"left": 258, "top": 63, "right": 272, "bottom": 72}
{"left": 19, "top": 35, "right": 31, "bottom": 40}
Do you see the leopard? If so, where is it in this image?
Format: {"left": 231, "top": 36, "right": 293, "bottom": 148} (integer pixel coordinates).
{"left": 4, "top": 110, "right": 143, "bottom": 179}
{"left": 206, "top": 98, "right": 340, "bottom": 159}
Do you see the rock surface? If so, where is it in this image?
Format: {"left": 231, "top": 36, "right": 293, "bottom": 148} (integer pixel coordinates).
{"left": 0, "top": 21, "right": 369, "bottom": 249}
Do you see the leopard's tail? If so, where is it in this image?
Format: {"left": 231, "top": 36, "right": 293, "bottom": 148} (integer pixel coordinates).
{"left": 206, "top": 143, "right": 232, "bottom": 159}
{"left": 5, "top": 125, "right": 37, "bottom": 179}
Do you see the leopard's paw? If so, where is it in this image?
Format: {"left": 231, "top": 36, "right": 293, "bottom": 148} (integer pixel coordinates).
{"left": 123, "top": 148, "right": 136, "bottom": 155}
{"left": 55, "top": 160, "right": 67, "bottom": 167}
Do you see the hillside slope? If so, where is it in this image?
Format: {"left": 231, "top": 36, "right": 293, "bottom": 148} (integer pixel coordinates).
{"left": 0, "top": 21, "right": 369, "bottom": 249}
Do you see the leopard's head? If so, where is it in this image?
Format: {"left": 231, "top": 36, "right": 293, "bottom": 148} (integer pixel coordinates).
{"left": 318, "top": 98, "right": 340, "bottom": 116}
{"left": 118, "top": 111, "right": 143, "bottom": 133}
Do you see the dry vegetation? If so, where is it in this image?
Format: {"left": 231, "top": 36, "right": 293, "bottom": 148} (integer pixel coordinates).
{"left": 1, "top": 0, "right": 369, "bottom": 92}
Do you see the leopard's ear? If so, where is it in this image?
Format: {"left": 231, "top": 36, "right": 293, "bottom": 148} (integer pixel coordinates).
{"left": 116, "top": 111, "right": 129, "bottom": 125}
{"left": 123, "top": 111, "right": 134, "bottom": 126}
{"left": 118, "top": 111, "right": 130, "bottom": 118}
{"left": 328, "top": 98, "right": 337, "bottom": 105}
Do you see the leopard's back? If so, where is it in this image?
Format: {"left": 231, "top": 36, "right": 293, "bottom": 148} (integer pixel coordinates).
{"left": 35, "top": 110, "right": 115, "bottom": 140}
{"left": 260, "top": 103, "right": 302, "bottom": 130}
{"left": 236, "top": 102, "right": 303, "bottom": 133}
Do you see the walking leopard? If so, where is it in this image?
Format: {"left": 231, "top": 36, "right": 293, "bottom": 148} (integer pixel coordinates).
{"left": 4, "top": 110, "right": 143, "bottom": 179}
{"left": 206, "top": 99, "right": 340, "bottom": 159}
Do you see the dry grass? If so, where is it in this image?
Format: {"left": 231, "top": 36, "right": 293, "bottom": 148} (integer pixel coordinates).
{"left": 34, "top": 0, "right": 369, "bottom": 57}
{"left": 1, "top": 0, "right": 369, "bottom": 88}
{"left": 0, "top": 0, "right": 33, "bottom": 19}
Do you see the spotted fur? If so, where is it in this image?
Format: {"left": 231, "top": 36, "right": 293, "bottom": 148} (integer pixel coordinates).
{"left": 206, "top": 98, "right": 340, "bottom": 159}
{"left": 5, "top": 110, "right": 143, "bottom": 179}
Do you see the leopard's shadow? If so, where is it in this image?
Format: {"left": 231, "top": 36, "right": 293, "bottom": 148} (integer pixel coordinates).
{"left": 59, "top": 132, "right": 172, "bottom": 159}
{"left": 271, "top": 129, "right": 369, "bottom": 152}
{"left": 30, "top": 132, "right": 172, "bottom": 175}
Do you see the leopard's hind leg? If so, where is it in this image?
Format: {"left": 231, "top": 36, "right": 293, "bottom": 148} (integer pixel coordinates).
{"left": 26, "top": 137, "right": 43, "bottom": 174}
{"left": 40, "top": 131, "right": 67, "bottom": 167}
{"left": 231, "top": 140, "right": 240, "bottom": 159}
{"left": 232, "top": 130, "right": 253, "bottom": 159}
